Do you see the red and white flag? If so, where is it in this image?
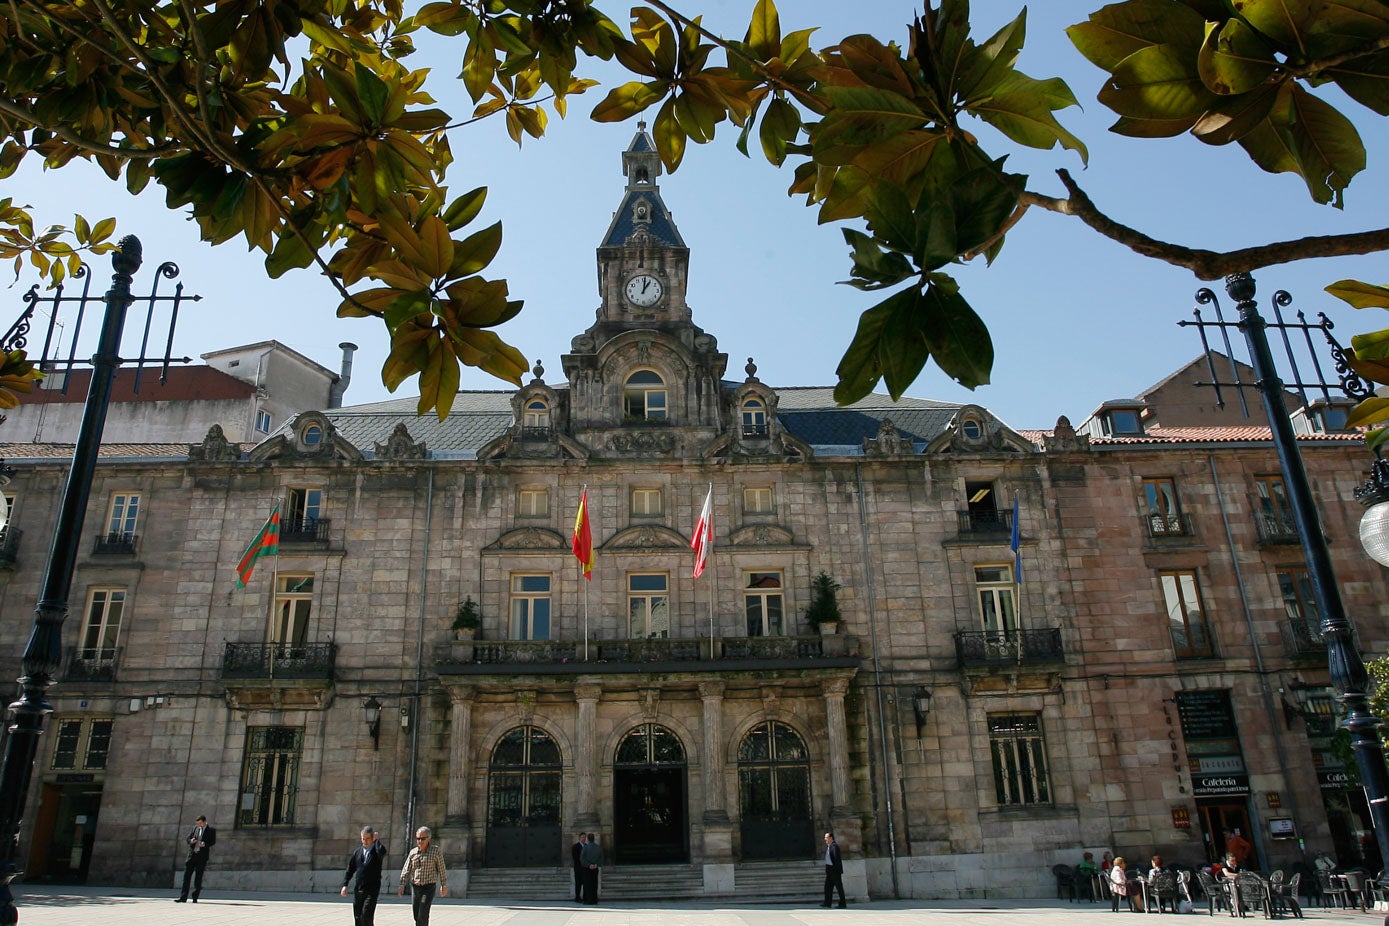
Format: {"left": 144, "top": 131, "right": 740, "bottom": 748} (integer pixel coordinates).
{"left": 691, "top": 486, "right": 712, "bottom": 578}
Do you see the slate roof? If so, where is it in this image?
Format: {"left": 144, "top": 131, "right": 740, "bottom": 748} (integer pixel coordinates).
{"left": 1018, "top": 425, "right": 1362, "bottom": 446}
{"left": 0, "top": 442, "right": 192, "bottom": 461}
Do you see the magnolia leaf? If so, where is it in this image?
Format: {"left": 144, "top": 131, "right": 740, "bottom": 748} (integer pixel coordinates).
{"left": 1353, "top": 327, "right": 1389, "bottom": 364}
{"left": 1276, "top": 83, "right": 1365, "bottom": 206}
{"left": 840, "top": 228, "right": 915, "bottom": 290}
{"left": 652, "top": 95, "right": 688, "bottom": 171}
{"left": 1346, "top": 396, "right": 1389, "bottom": 429}
{"left": 833, "top": 290, "right": 913, "bottom": 405}
{"left": 1067, "top": 0, "right": 1206, "bottom": 71}
{"left": 747, "top": 0, "right": 780, "bottom": 61}
{"left": 591, "top": 81, "right": 668, "bottom": 122}
{"left": 919, "top": 275, "right": 992, "bottom": 389}
{"left": 970, "top": 73, "right": 1088, "bottom": 162}
{"left": 449, "top": 327, "right": 528, "bottom": 385}
{"left": 443, "top": 187, "right": 488, "bottom": 232}
{"left": 1344, "top": 351, "right": 1389, "bottom": 387}
{"left": 440, "top": 276, "right": 519, "bottom": 327}
{"left": 1191, "top": 84, "right": 1278, "bottom": 146}
{"left": 1098, "top": 42, "right": 1220, "bottom": 120}
{"left": 955, "top": 7, "right": 1028, "bottom": 102}
{"left": 417, "top": 336, "right": 461, "bottom": 419}
{"left": 448, "top": 221, "right": 503, "bottom": 278}
{"left": 811, "top": 86, "right": 928, "bottom": 165}
{"left": 418, "top": 215, "right": 454, "bottom": 280}
{"left": 1234, "top": 0, "right": 1321, "bottom": 51}
{"left": 1330, "top": 50, "right": 1389, "bottom": 117}
{"left": 1367, "top": 427, "right": 1389, "bottom": 453}
{"left": 1328, "top": 280, "right": 1389, "bottom": 310}
{"left": 759, "top": 96, "right": 800, "bottom": 166}
{"left": 1197, "top": 18, "right": 1278, "bottom": 96}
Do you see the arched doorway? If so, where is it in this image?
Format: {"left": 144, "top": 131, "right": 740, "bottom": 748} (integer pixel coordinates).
{"left": 485, "top": 725, "right": 562, "bottom": 867}
{"left": 738, "top": 720, "right": 813, "bottom": 859}
{"left": 613, "top": 723, "right": 688, "bottom": 863}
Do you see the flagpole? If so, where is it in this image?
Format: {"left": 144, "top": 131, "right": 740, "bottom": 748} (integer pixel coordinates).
{"left": 1011, "top": 490, "right": 1022, "bottom": 667}
{"left": 706, "top": 483, "right": 714, "bottom": 656}
{"left": 581, "top": 485, "right": 589, "bottom": 662}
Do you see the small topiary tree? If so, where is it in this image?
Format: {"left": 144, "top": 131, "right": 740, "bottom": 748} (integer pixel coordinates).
{"left": 452, "top": 596, "right": 481, "bottom": 637}
{"left": 804, "top": 571, "right": 843, "bottom": 627}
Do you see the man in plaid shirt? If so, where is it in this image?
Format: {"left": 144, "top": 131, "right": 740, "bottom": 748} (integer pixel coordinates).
{"left": 398, "top": 826, "right": 448, "bottom": 926}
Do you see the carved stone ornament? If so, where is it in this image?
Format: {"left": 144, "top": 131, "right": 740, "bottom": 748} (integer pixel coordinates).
{"left": 608, "top": 431, "right": 676, "bottom": 454}
{"left": 495, "top": 528, "right": 567, "bottom": 550}
{"left": 641, "top": 688, "right": 660, "bottom": 719}
{"left": 188, "top": 423, "right": 240, "bottom": 462}
{"left": 374, "top": 422, "right": 426, "bottom": 460}
{"left": 729, "top": 524, "right": 795, "bottom": 546}
{"left": 1044, "top": 415, "right": 1091, "bottom": 453}
{"left": 607, "top": 525, "right": 687, "bottom": 551}
{"left": 866, "top": 417, "right": 909, "bottom": 456}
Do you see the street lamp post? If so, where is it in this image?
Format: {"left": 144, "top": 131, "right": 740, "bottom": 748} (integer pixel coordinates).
{"left": 0, "top": 238, "right": 192, "bottom": 923}
{"left": 1207, "top": 272, "right": 1389, "bottom": 870}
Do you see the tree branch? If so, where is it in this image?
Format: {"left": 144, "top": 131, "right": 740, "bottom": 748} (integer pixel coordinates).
{"left": 1031, "top": 169, "right": 1389, "bottom": 280}
{"left": 0, "top": 98, "right": 178, "bottom": 158}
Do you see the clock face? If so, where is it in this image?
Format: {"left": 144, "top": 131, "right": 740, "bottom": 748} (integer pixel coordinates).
{"left": 625, "top": 274, "right": 663, "bottom": 307}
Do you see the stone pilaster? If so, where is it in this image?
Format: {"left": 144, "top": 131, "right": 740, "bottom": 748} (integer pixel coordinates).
{"left": 575, "top": 683, "right": 601, "bottom": 828}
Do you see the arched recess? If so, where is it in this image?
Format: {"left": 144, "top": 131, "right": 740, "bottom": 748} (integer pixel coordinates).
{"left": 737, "top": 720, "right": 813, "bottom": 859}
{"left": 485, "top": 725, "right": 563, "bottom": 867}
{"left": 612, "top": 722, "right": 689, "bottom": 864}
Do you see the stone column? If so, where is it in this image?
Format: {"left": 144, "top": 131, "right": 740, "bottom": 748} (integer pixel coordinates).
{"left": 445, "top": 687, "right": 476, "bottom": 824}
{"left": 699, "top": 681, "right": 728, "bottom": 821}
{"left": 575, "top": 683, "right": 601, "bottom": 827}
{"left": 823, "top": 678, "right": 851, "bottom": 812}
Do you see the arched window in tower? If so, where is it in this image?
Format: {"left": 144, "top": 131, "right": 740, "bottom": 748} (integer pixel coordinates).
{"left": 623, "top": 370, "right": 667, "bottom": 421}
{"left": 741, "top": 397, "right": 767, "bottom": 437}
{"left": 522, "top": 398, "right": 551, "bottom": 436}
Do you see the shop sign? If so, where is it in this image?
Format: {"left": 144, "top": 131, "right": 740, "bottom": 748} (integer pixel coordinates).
{"left": 1193, "top": 773, "right": 1250, "bottom": 796}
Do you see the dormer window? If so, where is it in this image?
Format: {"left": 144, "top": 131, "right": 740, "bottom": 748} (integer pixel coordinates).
{"left": 523, "top": 398, "right": 551, "bottom": 433}
{"left": 741, "top": 398, "right": 767, "bottom": 437}
{"left": 1108, "top": 409, "right": 1143, "bottom": 435}
{"left": 961, "top": 416, "right": 983, "bottom": 440}
{"left": 624, "top": 371, "right": 667, "bottom": 421}
{"left": 303, "top": 424, "right": 323, "bottom": 445}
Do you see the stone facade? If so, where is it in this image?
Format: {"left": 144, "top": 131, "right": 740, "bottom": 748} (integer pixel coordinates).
{"left": 0, "top": 128, "right": 1384, "bottom": 901}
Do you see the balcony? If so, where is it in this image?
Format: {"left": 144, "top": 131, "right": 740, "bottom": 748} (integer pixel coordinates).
{"left": 741, "top": 423, "right": 769, "bottom": 438}
{"left": 956, "top": 509, "right": 1012, "bottom": 536}
{"left": 0, "top": 526, "right": 21, "bottom": 567}
{"left": 436, "top": 634, "right": 859, "bottom": 677}
{"left": 519, "top": 426, "right": 554, "bottom": 441}
{"left": 64, "top": 646, "right": 119, "bottom": 682}
{"left": 1144, "top": 513, "right": 1193, "bottom": 539}
{"left": 953, "top": 628, "right": 1064, "bottom": 668}
{"left": 93, "top": 530, "right": 137, "bottom": 555}
{"left": 222, "top": 642, "right": 336, "bottom": 680}
{"left": 281, "top": 516, "right": 330, "bottom": 545}
{"left": 1254, "top": 511, "right": 1300, "bottom": 545}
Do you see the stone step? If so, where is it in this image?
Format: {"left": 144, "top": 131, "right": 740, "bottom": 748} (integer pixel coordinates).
{"left": 461, "top": 861, "right": 826, "bottom": 903}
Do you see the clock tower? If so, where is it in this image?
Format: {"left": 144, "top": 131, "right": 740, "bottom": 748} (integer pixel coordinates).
{"left": 560, "top": 125, "right": 728, "bottom": 448}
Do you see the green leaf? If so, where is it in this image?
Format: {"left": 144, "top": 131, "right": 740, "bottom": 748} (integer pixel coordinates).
{"left": 840, "top": 228, "right": 915, "bottom": 291}
{"left": 443, "top": 187, "right": 488, "bottom": 231}
{"left": 746, "top": 0, "right": 780, "bottom": 61}
{"left": 1234, "top": 0, "right": 1319, "bottom": 51}
{"left": 833, "top": 287, "right": 923, "bottom": 404}
{"left": 811, "top": 86, "right": 928, "bottom": 166}
{"left": 1271, "top": 83, "right": 1365, "bottom": 206}
{"left": 1191, "top": 84, "right": 1278, "bottom": 145}
{"left": 948, "top": 162, "right": 1024, "bottom": 257}
{"left": 1345, "top": 396, "right": 1389, "bottom": 428}
{"left": 1329, "top": 50, "right": 1389, "bottom": 117}
{"left": 969, "top": 72, "right": 1088, "bottom": 162}
{"left": 1197, "top": 18, "right": 1277, "bottom": 96}
{"left": 1067, "top": 0, "right": 1206, "bottom": 71}
{"left": 1097, "top": 42, "right": 1220, "bottom": 120}
{"left": 955, "top": 8, "right": 1028, "bottom": 102}
{"left": 448, "top": 221, "right": 503, "bottom": 277}
{"left": 355, "top": 64, "right": 390, "bottom": 126}
{"left": 918, "top": 275, "right": 993, "bottom": 389}
{"left": 591, "top": 81, "right": 668, "bottom": 122}
{"left": 1327, "top": 279, "right": 1389, "bottom": 310}
{"left": 759, "top": 96, "right": 800, "bottom": 166}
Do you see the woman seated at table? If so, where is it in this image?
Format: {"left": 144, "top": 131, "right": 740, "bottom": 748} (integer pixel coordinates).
{"left": 1111, "top": 857, "right": 1141, "bottom": 912}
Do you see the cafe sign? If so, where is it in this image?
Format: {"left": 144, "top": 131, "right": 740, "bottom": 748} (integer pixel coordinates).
{"left": 1193, "top": 773, "right": 1250, "bottom": 796}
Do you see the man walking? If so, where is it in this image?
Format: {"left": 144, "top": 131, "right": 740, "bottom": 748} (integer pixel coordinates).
{"left": 822, "top": 831, "right": 846, "bottom": 908}
{"left": 175, "top": 814, "right": 216, "bottom": 903}
{"left": 571, "top": 832, "right": 586, "bottom": 902}
{"left": 579, "top": 831, "right": 603, "bottom": 905}
{"left": 398, "top": 826, "right": 447, "bottom": 926}
{"left": 340, "top": 825, "right": 388, "bottom": 926}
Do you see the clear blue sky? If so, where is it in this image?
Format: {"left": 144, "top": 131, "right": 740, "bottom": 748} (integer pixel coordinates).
{"left": 4, "top": 1, "right": 1387, "bottom": 430}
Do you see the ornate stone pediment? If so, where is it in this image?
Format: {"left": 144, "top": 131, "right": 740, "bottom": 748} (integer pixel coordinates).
{"left": 489, "top": 528, "right": 567, "bottom": 551}
{"left": 188, "top": 424, "right": 240, "bottom": 462}
{"left": 247, "top": 412, "right": 364, "bottom": 462}
{"left": 729, "top": 524, "right": 795, "bottom": 546}
{"left": 605, "top": 525, "right": 687, "bottom": 552}
{"left": 608, "top": 430, "right": 676, "bottom": 454}
{"left": 1044, "top": 415, "right": 1090, "bottom": 453}
{"left": 374, "top": 422, "right": 427, "bottom": 460}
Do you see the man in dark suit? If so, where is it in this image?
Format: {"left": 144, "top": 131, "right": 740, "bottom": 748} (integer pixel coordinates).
{"left": 579, "top": 831, "right": 602, "bottom": 905}
{"left": 571, "top": 833, "right": 586, "bottom": 902}
{"left": 822, "top": 831, "right": 846, "bottom": 908}
{"left": 340, "top": 825, "right": 389, "bottom": 926}
{"left": 175, "top": 814, "right": 216, "bottom": 903}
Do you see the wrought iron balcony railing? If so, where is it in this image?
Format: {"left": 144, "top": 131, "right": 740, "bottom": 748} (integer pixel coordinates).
{"left": 280, "top": 516, "right": 330, "bottom": 544}
{"left": 0, "top": 526, "right": 21, "bottom": 566}
{"left": 221, "top": 642, "right": 335, "bottom": 680}
{"left": 1281, "top": 618, "right": 1325, "bottom": 656}
{"left": 519, "top": 426, "right": 554, "bottom": 441}
{"left": 1254, "top": 511, "right": 1300, "bottom": 545}
{"left": 741, "top": 423, "right": 769, "bottom": 438}
{"left": 93, "top": 530, "right": 137, "bottom": 554}
{"left": 1144, "top": 513, "right": 1193, "bottom": 538}
{"left": 956, "top": 509, "right": 1013, "bottom": 535}
{"left": 65, "top": 646, "right": 120, "bottom": 681}
{"left": 441, "top": 634, "right": 856, "bottom": 670}
{"left": 953, "top": 628, "right": 1064, "bottom": 668}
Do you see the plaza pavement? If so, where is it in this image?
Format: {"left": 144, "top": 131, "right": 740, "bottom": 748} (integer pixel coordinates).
{"left": 9, "top": 885, "right": 1389, "bottom": 926}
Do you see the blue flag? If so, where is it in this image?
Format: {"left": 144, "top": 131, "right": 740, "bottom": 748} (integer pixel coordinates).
{"left": 1009, "top": 492, "right": 1022, "bottom": 585}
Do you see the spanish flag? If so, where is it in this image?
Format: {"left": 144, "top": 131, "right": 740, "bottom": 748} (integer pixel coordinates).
{"left": 235, "top": 504, "right": 281, "bottom": 588}
{"left": 571, "top": 489, "right": 594, "bottom": 580}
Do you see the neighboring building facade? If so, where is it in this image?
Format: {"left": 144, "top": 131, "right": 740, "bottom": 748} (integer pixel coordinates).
{"left": 0, "top": 128, "right": 1384, "bottom": 900}
{"left": 5, "top": 340, "right": 355, "bottom": 444}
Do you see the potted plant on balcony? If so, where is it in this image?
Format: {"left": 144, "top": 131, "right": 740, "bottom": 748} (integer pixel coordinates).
{"left": 805, "top": 571, "right": 843, "bottom": 636}
{"left": 452, "top": 596, "right": 481, "bottom": 640}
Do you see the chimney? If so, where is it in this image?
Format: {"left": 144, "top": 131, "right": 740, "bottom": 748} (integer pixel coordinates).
{"left": 329, "top": 342, "right": 356, "bottom": 409}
